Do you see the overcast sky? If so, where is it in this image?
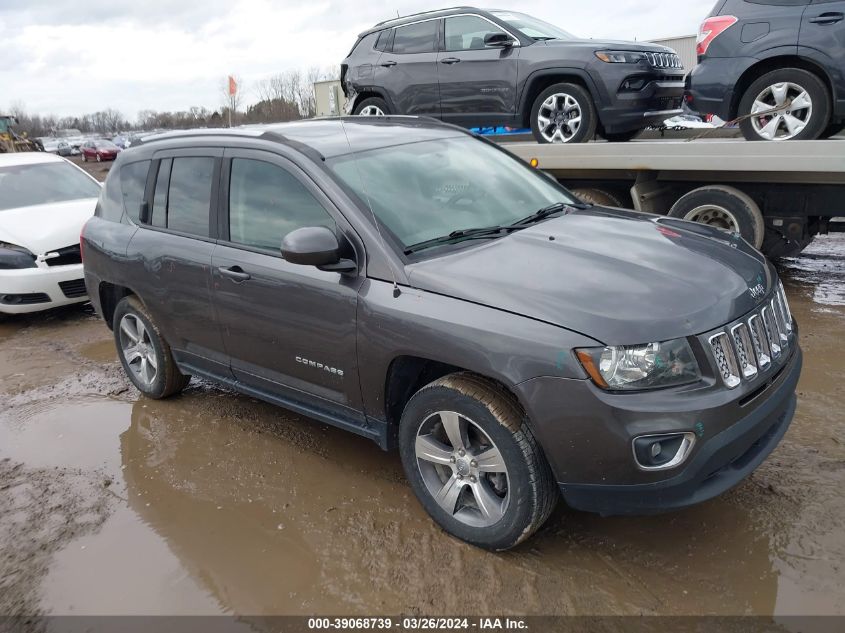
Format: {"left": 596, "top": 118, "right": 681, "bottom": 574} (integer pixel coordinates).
{"left": 1, "top": 1, "right": 709, "bottom": 121}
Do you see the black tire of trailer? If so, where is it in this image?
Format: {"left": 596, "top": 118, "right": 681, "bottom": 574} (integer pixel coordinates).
{"left": 571, "top": 188, "right": 623, "bottom": 208}
{"left": 668, "top": 185, "right": 765, "bottom": 249}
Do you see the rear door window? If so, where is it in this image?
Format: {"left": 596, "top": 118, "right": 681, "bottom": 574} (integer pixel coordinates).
{"left": 149, "top": 156, "right": 214, "bottom": 236}
{"left": 392, "top": 20, "right": 438, "bottom": 53}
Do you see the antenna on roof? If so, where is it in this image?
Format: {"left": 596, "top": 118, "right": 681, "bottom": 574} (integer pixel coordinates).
{"left": 396, "top": 9, "right": 400, "bottom": 17}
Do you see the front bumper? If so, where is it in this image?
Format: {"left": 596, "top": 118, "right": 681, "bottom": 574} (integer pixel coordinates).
{"left": 0, "top": 264, "right": 88, "bottom": 314}
{"left": 517, "top": 342, "right": 801, "bottom": 516}
{"left": 593, "top": 69, "right": 685, "bottom": 133}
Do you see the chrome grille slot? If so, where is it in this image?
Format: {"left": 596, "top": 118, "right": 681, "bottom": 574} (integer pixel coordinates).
{"left": 709, "top": 332, "right": 741, "bottom": 389}
{"left": 777, "top": 282, "right": 793, "bottom": 333}
{"left": 730, "top": 323, "right": 758, "bottom": 379}
{"left": 748, "top": 314, "right": 771, "bottom": 370}
{"left": 771, "top": 297, "right": 789, "bottom": 348}
{"left": 761, "top": 306, "right": 782, "bottom": 359}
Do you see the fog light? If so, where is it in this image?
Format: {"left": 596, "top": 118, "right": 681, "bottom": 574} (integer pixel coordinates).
{"left": 633, "top": 432, "right": 695, "bottom": 471}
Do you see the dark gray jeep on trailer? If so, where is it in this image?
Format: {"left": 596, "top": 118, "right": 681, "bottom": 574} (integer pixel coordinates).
{"left": 342, "top": 7, "right": 686, "bottom": 143}
{"left": 82, "top": 118, "right": 801, "bottom": 550}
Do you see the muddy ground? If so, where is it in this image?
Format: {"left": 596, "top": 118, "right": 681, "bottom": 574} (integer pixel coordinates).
{"left": 1, "top": 161, "right": 844, "bottom": 617}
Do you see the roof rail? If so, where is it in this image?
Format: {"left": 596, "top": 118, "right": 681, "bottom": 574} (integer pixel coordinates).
{"left": 372, "top": 6, "right": 475, "bottom": 28}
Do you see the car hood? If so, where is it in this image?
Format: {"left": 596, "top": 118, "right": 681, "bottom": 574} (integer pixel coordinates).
{"left": 0, "top": 198, "right": 97, "bottom": 256}
{"left": 406, "top": 208, "right": 773, "bottom": 345}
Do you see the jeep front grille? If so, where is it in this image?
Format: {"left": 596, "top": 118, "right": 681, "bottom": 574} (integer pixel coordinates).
{"left": 645, "top": 51, "right": 683, "bottom": 69}
{"left": 707, "top": 291, "right": 794, "bottom": 389}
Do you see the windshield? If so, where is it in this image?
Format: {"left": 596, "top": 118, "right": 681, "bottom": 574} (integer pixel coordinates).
{"left": 491, "top": 11, "right": 576, "bottom": 40}
{"left": 96, "top": 141, "right": 118, "bottom": 149}
{"left": 0, "top": 162, "right": 101, "bottom": 211}
{"left": 327, "top": 136, "right": 577, "bottom": 251}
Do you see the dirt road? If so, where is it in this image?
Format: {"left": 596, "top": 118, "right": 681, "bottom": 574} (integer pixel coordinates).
{"left": 1, "top": 225, "right": 843, "bottom": 617}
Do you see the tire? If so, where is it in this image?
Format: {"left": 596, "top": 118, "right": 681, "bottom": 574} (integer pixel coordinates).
{"left": 571, "top": 187, "right": 623, "bottom": 208}
{"left": 353, "top": 97, "right": 390, "bottom": 116}
{"left": 398, "top": 372, "right": 557, "bottom": 551}
{"left": 819, "top": 122, "right": 844, "bottom": 140}
{"left": 602, "top": 129, "right": 642, "bottom": 143}
{"left": 668, "top": 185, "right": 765, "bottom": 249}
{"left": 113, "top": 295, "right": 190, "bottom": 399}
{"left": 738, "top": 68, "right": 830, "bottom": 141}
{"left": 530, "top": 82, "right": 597, "bottom": 144}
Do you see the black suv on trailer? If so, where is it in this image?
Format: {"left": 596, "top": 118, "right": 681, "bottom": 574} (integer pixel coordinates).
{"left": 688, "top": 0, "right": 845, "bottom": 141}
{"left": 82, "top": 118, "right": 801, "bottom": 550}
{"left": 341, "top": 7, "right": 685, "bottom": 143}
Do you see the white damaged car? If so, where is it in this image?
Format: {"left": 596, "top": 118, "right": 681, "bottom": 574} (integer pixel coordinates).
{"left": 0, "top": 152, "right": 101, "bottom": 314}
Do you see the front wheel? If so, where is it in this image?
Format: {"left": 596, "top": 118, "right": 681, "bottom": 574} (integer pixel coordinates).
{"left": 530, "top": 83, "right": 597, "bottom": 144}
{"left": 738, "top": 68, "right": 830, "bottom": 141}
{"left": 113, "top": 296, "right": 190, "bottom": 399}
{"left": 398, "top": 373, "right": 557, "bottom": 551}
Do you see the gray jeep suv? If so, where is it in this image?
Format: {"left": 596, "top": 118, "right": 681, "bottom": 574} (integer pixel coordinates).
{"left": 342, "top": 7, "right": 686, "bottom": 143}
{"left": 82, "top": 118, "right": 801, "bottom": 550}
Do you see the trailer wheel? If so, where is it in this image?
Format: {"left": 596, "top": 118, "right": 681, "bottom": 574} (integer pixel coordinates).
{"left": 572, "top": 188, "right": 623, "bottom": 208}
{"left": 668, "top": 185, "right": 765, "bottom": 249}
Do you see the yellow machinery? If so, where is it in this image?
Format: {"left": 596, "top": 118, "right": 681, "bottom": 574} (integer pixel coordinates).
{"left": 0, "top": 115, "right": 40, "bottom": 152}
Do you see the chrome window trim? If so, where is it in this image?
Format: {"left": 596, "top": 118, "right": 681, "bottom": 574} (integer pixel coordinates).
{"left": 384, "top": 13, "right": 522, "bottom": 51}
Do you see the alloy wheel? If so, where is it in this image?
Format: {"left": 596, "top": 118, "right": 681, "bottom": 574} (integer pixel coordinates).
{"left": 750, "top": 82, "right": 813, "bottom": 141}
{"left": 537, "top": 93, "right": 582, "bottom": 143}
{"left": 683, "top": 204, "right": 740, "bottom": 232}
{"left": 414, "top": 410, "right": 510, "bottom": 528}
{"left": 359, "top": 105, "right": 385, "bottom": 116}
{"left": 118, "top": 313, "right": 158, "bottom": 387}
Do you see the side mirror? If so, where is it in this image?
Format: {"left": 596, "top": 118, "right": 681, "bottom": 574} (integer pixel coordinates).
{"left": 281, "top": 226, "right": 357, "bottom": 273}
{"left": 484, "top": 32, "right": 515, "bottom": 48}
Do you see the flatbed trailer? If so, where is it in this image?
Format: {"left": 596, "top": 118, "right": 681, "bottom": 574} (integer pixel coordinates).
{"left": 502, "top": 139, "right": 845, "bottom": 258}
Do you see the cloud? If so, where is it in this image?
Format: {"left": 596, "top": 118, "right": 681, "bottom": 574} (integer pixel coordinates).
{"left": 1, "top": 0, "right": 709, "bottom": 119}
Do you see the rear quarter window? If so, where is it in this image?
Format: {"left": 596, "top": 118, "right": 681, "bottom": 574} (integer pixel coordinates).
{"left": 119, "top": 160, "right": 150, "bottom": 223}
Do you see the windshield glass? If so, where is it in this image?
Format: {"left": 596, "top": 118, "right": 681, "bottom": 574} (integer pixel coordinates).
{"left": 0, "top": 162, "right": 101, "bottom": 211}
{"left": 327, "top": 136, "right": 576, "bottom": 250}
{"left": 491, "top": 11, "right": 576, "bottom": 40}
{"left": 95, "top": 141, "right": 118, "bottom": 149}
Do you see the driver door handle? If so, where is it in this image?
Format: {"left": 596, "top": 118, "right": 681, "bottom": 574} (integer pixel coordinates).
{"left": 809, "top": 12, "right": 844, "bottom": 24}
{"left": 218, "top": 266, "right": 251, "bottom": 282}
{"left": 380, "top": 60, "right": 397, "bottom": 67}
{"left": 440, "top": 57, "right": 461, "bottom": 65}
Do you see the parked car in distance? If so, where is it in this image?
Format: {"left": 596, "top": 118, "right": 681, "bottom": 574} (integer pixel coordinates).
{"left": 81, "top": 139, "right": 121, "bottom": 162}
{"left": 688, "top": 0, "right": 845, "bottom": 141}
{"left": 0, "top": 152, "right": 101, "bottom": 314}
{"left": 82, "top": 119, "right": 801, "bottom": 550}
{"left": 342, "top": 7, "right": 685, "bottom": 143}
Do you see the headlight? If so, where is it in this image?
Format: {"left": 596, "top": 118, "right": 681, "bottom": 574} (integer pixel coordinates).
{"left": 595, "top": 50, "right": 647, "bottom": 64}
{"left": 0, "top": 242, "right": 37, "bottom": 270}
{"left": 576, "top": 338, "right": 700, "bottom": 391}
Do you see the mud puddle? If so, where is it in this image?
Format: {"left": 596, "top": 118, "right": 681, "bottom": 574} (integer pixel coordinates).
{"left": 1, "top": 236, "right": 844, "bottom": 617}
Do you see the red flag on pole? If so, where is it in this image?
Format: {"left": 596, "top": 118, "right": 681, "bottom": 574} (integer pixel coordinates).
{"left": 228, "top": 75, "right": 237, "bottom": 96}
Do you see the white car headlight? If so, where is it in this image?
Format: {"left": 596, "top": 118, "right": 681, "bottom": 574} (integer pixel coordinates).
{"left": 576, "top": 338, "right": 700, "bottom": 391}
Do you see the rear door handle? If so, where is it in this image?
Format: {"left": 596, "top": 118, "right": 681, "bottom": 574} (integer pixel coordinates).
{"left": 218, "top": 266, "right": 251, "bottom": 282}
{"left": 440, "top": 57, "right": 461, "bottom": 65}
{"left": 380, "top": 60, "right": 397, "bottom": 67}
{"left": 809, "top": 12, "right": 844, "bottom": 24}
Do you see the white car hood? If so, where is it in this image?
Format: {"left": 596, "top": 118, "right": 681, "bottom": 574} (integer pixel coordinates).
{"left": 0, "top": 198, "right": 97, "bottom": 256}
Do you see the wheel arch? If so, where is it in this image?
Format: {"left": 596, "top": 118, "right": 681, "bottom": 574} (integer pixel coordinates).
{"left": 383, "top": 355, "right": 530, "bottom": 433}
{"left": 518, "top": 68, "right": 603, "bottom": 129}
{"left": 729, "top": 54, "right": 834, "bottom": 120}
{"left": 98, "top": 281, "right": 136, "bottom": 330}
{"left": 350, "top": 88, "right": 394, "bottom": 113}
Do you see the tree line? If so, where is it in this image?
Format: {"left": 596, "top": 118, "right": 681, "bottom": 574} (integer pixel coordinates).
{"left": 8, "top": 66, "right": 338, "bottom": 138}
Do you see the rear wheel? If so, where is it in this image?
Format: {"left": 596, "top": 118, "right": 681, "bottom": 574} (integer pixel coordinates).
{"left": 398, "top": 373, "right": 557, "bottom": 551}
{"left": 354, "top": 97, "right": 390, "bottom": 116}
{"left": 113, "top": 296, "right": 190, "bottom": 399}
{"left": 530, "top": 83, "right": 597, "bottom": 144}
{"left": 668, "top": 185, "right": 765, "bottom": 248}
{"left": 738, "top": 68, "right": 830, "bottom": 141}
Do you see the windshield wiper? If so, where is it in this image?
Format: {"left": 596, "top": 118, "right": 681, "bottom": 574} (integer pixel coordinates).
{"left": 511, "top": 201, "right": 588, "bottom": 228}
{"left": 532, "top": 36, "right": 558, "bottom": 41}
{"left": 404, "top": 225, "right": 524, "bottom": 255}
